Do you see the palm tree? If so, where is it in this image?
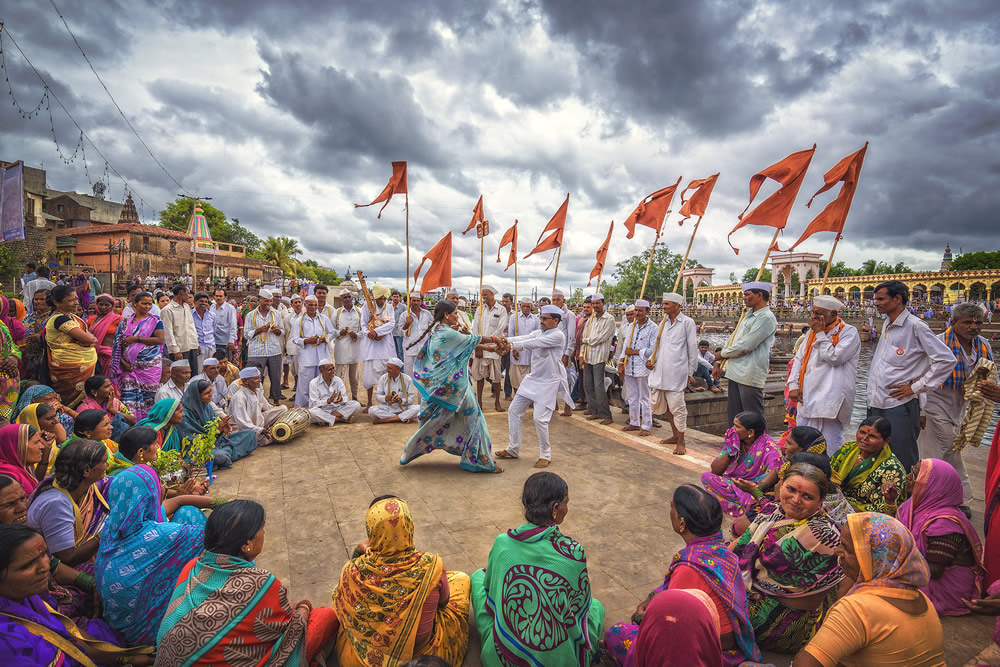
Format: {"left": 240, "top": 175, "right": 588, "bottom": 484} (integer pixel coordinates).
{"left": 256, "top": 236, "right": 303, "bottom": 276}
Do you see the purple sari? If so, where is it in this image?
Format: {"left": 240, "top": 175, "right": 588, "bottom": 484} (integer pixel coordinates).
{"left": 108, "top": 314, "right": 162, "bottom": 420}
{"left": 701, "top": 428, "right": 782, "bottom": 516}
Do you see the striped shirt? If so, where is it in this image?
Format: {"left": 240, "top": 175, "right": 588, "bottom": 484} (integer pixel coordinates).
{"left": 244, "top": 307, "right": 284, "bottom": 358}
{"left": 618, "top": 319, "right": 657, "bottom": 377}
{"left": 579, "top": 312, "right": 616, "bottom": 365}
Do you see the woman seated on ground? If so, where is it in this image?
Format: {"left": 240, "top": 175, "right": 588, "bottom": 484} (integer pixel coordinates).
{"left": 898, "top": 458, "right": 986, "bottom": 616}
{"left": 95, "top": 464, "right": 207, "bottom": 646}
{"left": 623, "top": 589, "right": 725, "bottom": 667}
{"left": 136, "top": 397, "right": 183, "bottom": 452}
{"left": 795, "top": 512, "right": 945, "bottom": 666}
{"left": 110, "top": 424, "right": 208, "bottom": 504}
{"left": 333, "top": 495, "right": 471, "bottom": 667}
{"left": 0, "top": 423, "right": 45, "bottom": 495}
{"left": 830, "top": 415, "right": 907, "bottom": 514}
{"left": 157, "top": 499, "right": 339, "bottom": 665}
{"left": 472, "top": 472, "right": 605, "bottom": 666}
{"left": 604, "top": 484, "right": 759, "bottom": 666}
{"left": 79, "top": 375, "right": 135, "bottom": 442}
{"left": 17, "top": 403, "right": 68, "bottom": 475}
{"left": 179, "top": 380, "right": 256, "bottom": 469}
{"left": 57, "top": 409, "right": 130, "bottom": 477}
{"left": 731, "top": 462, "right": 843, "bottom": 653}
{"left": 0, "top": 524, "right": 154, "bottom": 665}
{"left": 701, "top": 411, "right": 783, "bottom": 517}
{"left": 13, "top": 383, "right": 77, "bottom": 440}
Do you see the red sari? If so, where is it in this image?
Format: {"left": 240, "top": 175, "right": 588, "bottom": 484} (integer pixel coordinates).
{"left": 87, "top": 311, "right": 123, "bottom": 376}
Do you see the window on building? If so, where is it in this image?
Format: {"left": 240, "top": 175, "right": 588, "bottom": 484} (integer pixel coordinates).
{"left": 142, "top": 236, "right": 150, "bottom": 252}
{"left": 57, "top": 204, "right": 64, "bottom": 212}
{"left": 169, "top": 241, "right": 177, "bottom": 256}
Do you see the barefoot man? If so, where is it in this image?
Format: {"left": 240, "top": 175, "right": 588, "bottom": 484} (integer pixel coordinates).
{"left": 648, "top": 292, "right": 698, "bottom": 454}
{"left": 471, "top": 285, "right": 509, "bottom": 412}
{"left": 617, "top": 299, "right": 657, "bottom": 436}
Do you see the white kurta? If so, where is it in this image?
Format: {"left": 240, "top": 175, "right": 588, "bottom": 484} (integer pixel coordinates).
{"left": 472, "top": 303, "right": 509, "bottom": 360}
{"left": 293, "top": 312, "right": 335, "bottom": 406}
{"left": 308, "top": 374, "right": 361, "bottom": 424}
{"left": 229, "top": 386, "right": 288, "bottom": 443}
{"left": 648, "top": 313, "right": 699, "bottom": 392}
{"left": 154, "top": 380, "right": 185, "bottom": 404}
{"left": 369, "top": 372, "right": 420, "bottom": 422}
{"left": 402, "top": 308, "right": 434, "bottom": 363}
{"left": 284, "top": 307, "right": 304, "bottom": 357}
{"left": 359, "top": 302, "right": 396, "bottom": 362}
{"left": 506, "top": 328, "right": 573, "bottom": 412}
{"left": 332, "top": 306, "right": 362, "bottom": 364}
{"left": 786, "top": 321, "right": 861, "bottom": 424}
{"left": 508, "top": 313, "right": 540, "bottom": 366}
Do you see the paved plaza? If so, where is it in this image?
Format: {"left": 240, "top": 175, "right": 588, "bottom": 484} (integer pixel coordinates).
{"left": 208, "top": 405, "right": 998, "bottom": 666}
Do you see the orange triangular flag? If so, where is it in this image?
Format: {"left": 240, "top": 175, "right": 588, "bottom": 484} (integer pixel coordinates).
{"left": 354, "top": 161, "right": 408, "bottom": 219}
{"left": 524, "top": 194, "right": 569, "bottom": 259}
{"left": 412, "top": 232, "right": 452, "bottom": 295}
{"left": 787, "top": 143, "right": 868, "bottom": 251}
{"left": 623, "top": 178, "right": 682, "bottom": 239}
{"left": 496, "top": 220, "right": 518, "bottom": 271}
{"left": 588, "top": 221, "right": 614, "bottom": 286}
{"left": 464, "top": 195, "right": 486, "bottom": 234}
{"left": 678, "top": 173, "right": 720, "bottom": 222}
{"left": 728, "top": 146, "right": 815, "bottom": 254}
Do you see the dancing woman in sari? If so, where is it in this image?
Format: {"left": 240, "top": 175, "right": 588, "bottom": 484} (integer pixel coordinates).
{"left": 44, "top": 286, "right": 97, "bottom": 406}
{"left": 85, "top": 294, "right": 120, "bottom": 375}
{"left": 701, "top": 411, "right": 783, "bottom": 516}
{"left": 830, "top": 415, "right": 907, "bottom": 514}
{"left": 400, "top": 300, "right": 503, "bottom": 473}
{"left": 108, "top": 291, "right": 164, "bottom": 420}
{"left": 157, "top": 500, "right": 339, "bottom": 666}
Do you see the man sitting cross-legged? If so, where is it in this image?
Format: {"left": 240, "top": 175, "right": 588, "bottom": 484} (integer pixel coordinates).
{"left": 369, "top": 357, "right": 420, "bottom": 424}
{"left": 229, "top": 366, "right": 288, "bottom": 445}
{"left": 308, "top": 357, "right": 362, "bottom": 425}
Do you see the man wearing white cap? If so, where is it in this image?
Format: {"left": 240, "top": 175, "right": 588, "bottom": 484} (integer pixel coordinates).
{"left": 360, "top": 283, "right": 397, "bottom": 411}
{"left": 508, "top": 297, "right": 539, "bottom": 392}
{"left": 445, "top": 289, "right": 472, "bottom": 330}
{"left": 712, "top": 282, "right": 778, "bottom": 424}
{"left": 649, "top": 292, "right": 699, "bottom": 453}
{"left": 370, "top": 358, "right": 419, "bottom": 424}
{"left": 402, "top": 291, "right": 433, "bottom": 377}
{"left": 579, "top": 293, "right": 616, "bottom": 424}
{"left": 787, "top": 294, "right": 860, "bottom": 455}
{"left": 245, "top": 288, "right": 285, "bottom": 405}
{"left": 293, "top": 295, "right": 334, "bottom": 407}
{"left": 332, "top": 290, "right": 362, "bottom": 401}
{"left": 190, "top": 358, "right": 229, "bottom": 417}
{"left": 282, "top": 294, "right": 304, "bottom": 392}
{"left": 495, "top": 305, "right": 573, "bottom": 467}
{"left": 308, "top": 358, "right": 361, "bottom": 425}
{"left": 616, "top": 304, "right": 637, "bottom": 410}
{"left": 391, "top": 290, "right": 407, "bottom": 360}
{"left": 230, "top": 366, "right": 288, "bottom": 445}
{"left": 154, "top": 359, "right": 191, "bottom": 403}
{"left": 618, "top": 299, "right": 657, "bottom": 436}
{"left": 551, "top": 289, "right": 576, "bottom": 416}
{"left": 161, "top": 283, "right": 200, "bottom": 373}
{"left": 471, "top": 285, "right": 509, "bottom": 411}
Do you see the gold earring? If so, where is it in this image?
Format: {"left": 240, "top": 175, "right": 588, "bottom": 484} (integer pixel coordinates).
{"left": 137, "top": 452, "right": 144, "bottom": 463}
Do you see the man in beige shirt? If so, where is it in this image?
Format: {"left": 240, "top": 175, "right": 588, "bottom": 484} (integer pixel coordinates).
{"left": 471, "top": 285, "right": 509, "bottom": 412}
{"left": 160, "top": 283, "right": 200, "bottom": 373}
{"left": 578, "top": 293, "right": 616, "bottom": 423}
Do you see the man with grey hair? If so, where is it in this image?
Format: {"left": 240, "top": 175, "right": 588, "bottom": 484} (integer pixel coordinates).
{"left": 916, "top": 301, "right": 993, "bottom": 504}
{"left": 787, "top": 294, "right": 861, "bottom": 455}
{"left": 551, "top": 289, "right": 576, "bottom": 416}
{"left": 471, "top": 285, "right": 509, "bottom": 411}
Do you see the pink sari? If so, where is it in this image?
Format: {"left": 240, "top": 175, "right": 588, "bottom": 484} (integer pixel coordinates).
{"left": 109, "top": 314, "right": 162, "bottom": 420}
{"left": 87, "top": 308, "right": 122, "bottom": 376}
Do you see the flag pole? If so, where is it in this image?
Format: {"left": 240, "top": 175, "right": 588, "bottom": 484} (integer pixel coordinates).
{"left": 514, "top": 255, "right": 519, "bottom": 335}
{"left": 627, "top": 211, "right": 670, "bottom": 350}
{"left": 552, "top": 245, "right": 563, "bottom": 294}
{"left": 649, "top": 215, "right": 704, "bottom": 367}
{"left": 404, "top": 192, "right": 411, "bottom": 333}
{"left": 721, "top": 226, "right": 781, "bottom": 370}
{"left": 817, "top": 234, "right": 842, "bottom": 295}
{"left": 477, "top": 231, "right": 484, "bottom": 328}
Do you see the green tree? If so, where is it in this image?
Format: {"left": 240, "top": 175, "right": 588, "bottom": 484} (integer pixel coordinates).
{"left": 302, "top": 259, "right": 340, "bottom": 285}
{"left": 253, "top": 236, "right": 303, "bottom": 276}
{"left": 610, "top": 246, "right": 700, "bottom": 302}
{"left": 741, "top": 267, "right": 773, "bottom": 283}
{"left": 158, "top": 198, "right": 263, "bottom": 252}
{"left": 951, "top": 251, "right": 1000, "bottom": 271}
{"left": 818, "top": 260, "right": 856, "bottom": 278}
{"left": 856, "top": 259, "right": 912, "bottom": 276}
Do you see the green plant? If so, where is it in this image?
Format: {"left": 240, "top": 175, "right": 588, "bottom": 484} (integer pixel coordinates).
{"left": 181, "top": 418, "right": 219, "bottom": 466}
{"left": 151, "top": 449, "right": 183, "bottom": 476}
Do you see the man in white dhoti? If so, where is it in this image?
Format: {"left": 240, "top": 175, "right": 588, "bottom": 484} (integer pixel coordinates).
{"left": 787, "top": 294, "right": 861, "bottom": 457}
{"left": 154, "top": 360, "right": 190, "bottom": 403}
{"left": 402, "top": 291, "right": 433, "bottom": 376}
{"left": 370, "top": 358, "right": 420, "bottom": 424}
{"left": 618, "top": 299, "right": 656, "bottom": 436}
{"left": 648, "top": 293, "right": 698, "bottom": 454}
{"left": 551, "top": 289, "right": 576, "bottom": 416}
{"left": 190, "top": 358, "right": 228, "bottom": 417}
{"left": 308, "top": 358, "right": 361, "bottom": 425}
{"left": 616, "top": 304, "right": 636, "bottom": 411}
{"left": 494, "top": 305, "right": 573, "bottom": 468}
{"left": 244, "top": 288, "right": 285, "bottom": 405}
{"left": 508, "top": 297, "right": 539, "bottom": 392}
{"left": 282, "top": 294, "right": 304, "bottom": 391}
{"left": 471, "top": 285, "right": 510, "bottom": 412}
{"left": 293, "top": 295, "right": 334, "bottom": 407}
{"left": 229, "top": 366, "right": 288, "bottom": 445}
{"left": 360, "top": 283, "right": 397, "bottom": 411}
{"left": 332, "top": 290, "right": 362, "bottom": 401}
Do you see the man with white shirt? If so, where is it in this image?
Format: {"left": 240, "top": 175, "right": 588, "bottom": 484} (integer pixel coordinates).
{"left": 315, "top": 284, "right": 337, "bottom": 323}
{"left": 229, "top": 367, "right": 288, "bottom": 445}
{"left": 508, "top": 297, "right": 540, "bottom": 392}
{"left": 160, "top": 283, "right": 201, "bottom": 374}
{"left": 445, "top": 289, "right": 472, "bottom": 330}
{"left": 23, "top": 266, "right": 57, "bottom": 314}
{"left": 787, "top": 295, "right": 861, "bottom": 456}
{"left": 308, "top": 358, "right": 361, "bottom": 425}
{"left": 401, "top": 291, "right": 433, "bottom": 376}
{"left": 190, "top": 358, "right": 228, "bottom": 417}
{"left": 495, "top": 305, "right": 573, "bottom": 468}
{"left": 360, "top": 284, "right": 397, "bottom": 410}
{"left": 293, "top": 295, "right": 334, "bottom": 407}
{"left": 370, "top": 358, "right": 420, "bottom": 424}
{"left": 333, "top": 290, "right": 363, "bottom": 401}
{"left": 191, "top": 292, "right": 217, "bottom": 369}
{"left": 391, "top": 291, "right": 407, "bottom": 360}
{"left": 154, "top": 360, "right": 190, "bottom": 403}
{"left": 616, "top": 305, "right": 636, "bottom": 410}
{"left": 472, "top": 285, "right": 509, "bottom": 412}
{"left": 866, "top": 280, "right": 955, "bottom": 471}
{"left": 283, "top": 294, "right": 304, "bottom": 391}
{"left": 244, "top": 288, "right": 285, "bottom": 405}
{"left": 209, "top": 288, "right": 237, "bottom": 357}
{"left": 618, "top": 299, "right": 657, "bottom": 437}
{"left": 648, "top": 293, "right": 699, "bottom": 454}
{"left": 551, "top": 289, "right": 576, "bottom": 416}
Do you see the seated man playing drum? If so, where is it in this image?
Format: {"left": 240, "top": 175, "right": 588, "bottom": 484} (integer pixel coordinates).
{"left": 370, "top": 357, "right": 419, "bottom": 425}
{"left": 308, "top": 357, "right": 362, "bottom": 425}
{"left": 229, "top": 366, "right": 289, "bottom": 445}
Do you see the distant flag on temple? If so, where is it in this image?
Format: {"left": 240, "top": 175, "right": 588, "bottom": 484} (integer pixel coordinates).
{"left": 728, "top": 145, "right": 815, "bottom": 254}
{"left": 524, "top": 194, "right": 569, "bottom": 259}
{"left": 786, "top": 142, "right": 868, "bottom": 251}
{"left": 186, "top": 200, "right": 213, "bottom": 249}
{"left": 413, "top": 232, "right": 452, "bottom": 295}
{"left": 464, "top": 195, "right": 488, "bottom": 236}
{"left": 623, "top": 179, "right": 682, "bottom": 239}
{"left": 354, "top": 161, "right": 407, "bottom": 218}
{"left": 678, "top": 173, "right": 720, "bottom": 223}
{"left": 496, "top": 220, "right": 518, "bottom": 270}
{"left": 588, "top": 221, "right": 614, "bottom": 286}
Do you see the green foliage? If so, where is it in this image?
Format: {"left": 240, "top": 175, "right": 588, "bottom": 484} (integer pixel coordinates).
{"left": 818, "top": 260, "right": 856, "bottom": 278}
{"left": 610, "top": 246, "right": 700, "bottom": 302}
{"left": 951, "top": 251, "right": 1000, "bottom": 271}
{"left": 741, "top": 267, "right": 773, "bottom": 283}
{"left": 181, "top": 419, "right": 219, "bottom": 466}
{"left": 0, "top": 245, "right": 21, "bottom": 289}
{"left": 301, "top": 259, "right": 340, "bottom": 285}
{"left": 856, "top": 259, "right": 912, "bottom": 275}
{"left": 158, "top": 198, "right": 262, "bottom": 252}
{"left": 151, "top": 449, "right": 183, "bottom": 477}
{"left": 251, "top": 236, "right": 304, "bottom": 276}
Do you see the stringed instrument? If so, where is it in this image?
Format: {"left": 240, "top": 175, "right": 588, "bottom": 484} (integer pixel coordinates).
{"left": 355, "top": 270, "right": 385, "bottom": 333}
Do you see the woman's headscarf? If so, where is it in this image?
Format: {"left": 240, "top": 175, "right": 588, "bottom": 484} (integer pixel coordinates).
{"left": 13, "top": 385, "right": 57, "bottom": 421}
{"left": 9, "top": 298, "right": 26, "bottom": 322}
{"left": 0, "top": 295, "right": 26, "bottom": 344}
{"left": 136, "top": 398, "right": 182, "bottom": 452}
{"left": 0, "top": 423, "right": 37, "bottom": 494}
{"left": 179, "top": 380, "right": 214, "bottom": 439}
{"left": 630, "top": 589, "right": 722, "bottom": 667}
{"left": 847, "top": 512, "right": 930, "bottom": 594}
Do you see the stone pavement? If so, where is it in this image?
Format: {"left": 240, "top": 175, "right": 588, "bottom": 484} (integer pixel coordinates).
{"left": 208, "top": 404, "right": 997, "bottom": 666}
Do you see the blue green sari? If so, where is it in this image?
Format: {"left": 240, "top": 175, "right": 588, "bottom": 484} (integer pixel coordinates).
{"left": 400, "top": 323, "right": 496, "bottom": 472}
{"left": 136, "top": 398, "right": 182, "bottom": 452}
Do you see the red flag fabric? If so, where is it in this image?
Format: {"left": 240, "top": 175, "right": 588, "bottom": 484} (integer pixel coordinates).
{"left": 787, "top": 143, "right": 868, "bottom": 251}
{"left": 524, "top": 194, "right": 569, "bottom": 259}
{"left": 496, "top": 220, "right": 518, "bottom": 271}
{"left": 678, "top": 173, "right": 720, "bottom": 222}
{"left": 412, "top": 232, "right": 452, "bottom": 295}
{"left": 728, "top": 146, "right": 815, "bottom": 254}
{"left": 464, "top": 195, "right": 486, "bottom": 235}
{"left": 622, "top": 178, "right": 682, "bottom": 239}
{"left": 354, "top": 161, "right": 408, "bottom": 219}
{"left": 588, "top": 221, "right": 614, "bottom": 286}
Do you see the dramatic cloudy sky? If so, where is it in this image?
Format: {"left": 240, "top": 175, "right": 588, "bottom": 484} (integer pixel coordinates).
{"left": 1, "top": 0, "right": 997, "bottom": 295}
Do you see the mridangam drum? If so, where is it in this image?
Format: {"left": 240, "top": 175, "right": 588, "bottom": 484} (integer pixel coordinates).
{"left": 271, "top": 407, "right": 311, "bottom": 443}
